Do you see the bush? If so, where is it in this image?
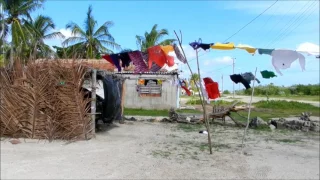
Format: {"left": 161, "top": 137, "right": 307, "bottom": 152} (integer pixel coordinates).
{"left": 223, "top": 90, "right": 230, "bottom": 94}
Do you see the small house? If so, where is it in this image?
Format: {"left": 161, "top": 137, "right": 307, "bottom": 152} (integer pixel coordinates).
{"left": 113, "top": 71, "right": 180, "bottom": 110}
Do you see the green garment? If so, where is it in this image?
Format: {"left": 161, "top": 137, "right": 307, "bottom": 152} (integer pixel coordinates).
{"left": 260, "top": 70, "right": 277, "bottom": 79}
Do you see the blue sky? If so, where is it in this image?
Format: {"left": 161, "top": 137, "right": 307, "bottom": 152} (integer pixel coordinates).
{"left": 31, "top": 0, "right": 319, "bottom": 91}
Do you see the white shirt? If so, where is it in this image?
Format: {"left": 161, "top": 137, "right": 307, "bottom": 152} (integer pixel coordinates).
{"left": 271, "top": 49, "right": 305, "bottom": 75}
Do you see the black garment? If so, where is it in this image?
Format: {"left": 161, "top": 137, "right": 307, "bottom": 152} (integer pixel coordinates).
{"left": 119, "top": 52, "right": 131, "bottom": 68}
{"left": 198, "top": 43, "right": 212, "bottom": 50}
{"left": 230, "top": 74, "right": 251, "bottom": 89}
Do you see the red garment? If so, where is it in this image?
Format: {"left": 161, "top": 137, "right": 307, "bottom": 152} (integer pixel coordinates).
{"left": 182, "top": 86, "right": 191, "bottom": 96}
{"left": 102, "top": 55, "right": 114, "bottom": 65}
{"left": 147, "top": 45, "right": 175, "bottom": 69}
{"left": 203, "top": 77, "right": 220, "bottom": 99}
{"left": 203, "top": 77, "right": 214, "bottom": 84}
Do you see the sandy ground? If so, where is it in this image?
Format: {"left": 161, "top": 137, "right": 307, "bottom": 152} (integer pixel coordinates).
{"left": 1, "top": 121, "right": 319, "bottom": 179}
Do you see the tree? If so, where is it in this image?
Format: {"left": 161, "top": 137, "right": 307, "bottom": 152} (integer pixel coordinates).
{"left": 135, "top": 24, "right": 176, "bottom": 52}
{"left": 190, "top": 73, "right": 200, "bottom": 91}
{"left": 24, "top": 15, "right": 64, "bottom": 59}
{"left": 1, "top": 0, "right": 45, "bottom": 64}
{"left": 62, "top": 5, "right": 120, "bottom": 59}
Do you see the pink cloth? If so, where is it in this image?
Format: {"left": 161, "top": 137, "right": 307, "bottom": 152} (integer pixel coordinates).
{"left": 271, "top": 49, "right": 305, "bottom": 75}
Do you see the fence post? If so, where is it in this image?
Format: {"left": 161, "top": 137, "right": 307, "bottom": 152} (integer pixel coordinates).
{"left": 90, "top": 69, "right": 97, "bottom": 138}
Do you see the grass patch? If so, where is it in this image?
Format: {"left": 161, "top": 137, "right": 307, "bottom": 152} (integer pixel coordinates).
{"left": 151, "top": 150, "right": 171, "bottom": 158}
{"left": 176, "top": 109, "right": 202, "bottom": 114}
{"left": 257, "top": 95, "right": 320, "bottom": 102}
{"left": 186, "top": 99, "right": 245, "bottom": 106}
{"left": 124, "top": 108, "right": 202, "bottom": 116}
{"left": 233, "top": 100, "right": 320, "bottom": 122}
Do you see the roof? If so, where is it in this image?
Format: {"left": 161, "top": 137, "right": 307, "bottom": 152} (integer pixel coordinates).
{"left": 99, "top": 71, "right": 180, "bottom": 75}
{"left": 35, "top": 59, "right": 115, "bottom": 71}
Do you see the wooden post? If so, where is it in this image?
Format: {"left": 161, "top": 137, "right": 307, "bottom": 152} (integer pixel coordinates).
{"left": 241, "top": 67, "right": 258, "bottom": 152}
{"left": 90, "top": 69, "right": 97, "bottom": 138}
{"left": 120, "top": 79, "right": 126, "bottom": 124}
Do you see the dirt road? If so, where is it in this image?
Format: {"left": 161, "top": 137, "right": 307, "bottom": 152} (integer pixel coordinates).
{"left": 1, "top": 121, "right": 319, "bottom": 179}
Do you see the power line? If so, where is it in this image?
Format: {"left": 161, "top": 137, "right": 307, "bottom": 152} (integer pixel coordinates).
{"left": 268, "top": 2, "right": 318, "bottom": 47}
{"left": 265, "top": 0, "right": 316, "bottom": 48}
{"left": 186, "top": 0, "right": 279, "bottom": 64}
{"left": 223, "top": 0, "right": 279, "bottom": 43}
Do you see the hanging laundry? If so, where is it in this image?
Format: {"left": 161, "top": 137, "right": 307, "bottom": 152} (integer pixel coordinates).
{"left": 141, "top": 51, "right": 162, "bottom": 72}
{"left": 236, "top": 44, "right": 256, "bottom": 54}
{"left": 257, "top": 48, "right": 274, "bottom": 55}
{"left": 102, "top": 55, "right": 115, "bottom": 65}
{"left": 189, "top": 42, "right": 213, "bottom": 51}
{"left": 260, "top": 70, "right": 277, "bottom": 79}
{"left": 161, "top": 45, "right": 175, "bottom": 67}
{"left": 119, "top": 52, "right": 132, "bottom": 68}
{"left": 203, "top": 77, "right": 214, "bottom": 84}
{"left": 203, "top": 77, "right": 220, "bottom": 100}
{"left": 173, "top": 44, "right": 187, "bottom": 63}
{"left": 109, "top": 54, "right": 121, "bottom": 72}
{"left": 179, "top": 80, "right": 191, "bottom": 96}
{"left": 211, "top": 42, "right": 235, "bottom": 50}
{"left": 241, "top": 72, "right": 260, "bottom": 84}
{"left": 160, "top": 45, "right": 174, "bottom": 54}
{"left": 147, "top": 45, "right": 167, "bottom": 69}
{"left": 128, "top": 51, "right": 148, "bottom": 73}
{"left": 271, "top": 49, "right": 305, "bottom": 75}
{"left": 230, "top": 74, "right": 251, "bottom": 89}
{"left": 147, "top": 45, "right": 175, "bottom": 69}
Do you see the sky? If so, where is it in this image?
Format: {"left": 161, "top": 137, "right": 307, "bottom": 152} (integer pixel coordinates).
{"left": 30, "top": 0, "right": 320, "bottom": 91}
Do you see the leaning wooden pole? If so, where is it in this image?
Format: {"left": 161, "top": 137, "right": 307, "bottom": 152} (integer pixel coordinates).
{"left": 174, "top": 30, "right": 213, "bottom": 154}
{"left": 241, "top": 67, "right": 258, "bottom": 153}
{"left": 195, "top": 49, "right": 213, "bottom": 154}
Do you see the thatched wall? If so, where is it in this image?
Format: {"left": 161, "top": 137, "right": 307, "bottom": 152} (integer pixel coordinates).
{"left": 0, "top": 60, "right": 93, "bottom": 141}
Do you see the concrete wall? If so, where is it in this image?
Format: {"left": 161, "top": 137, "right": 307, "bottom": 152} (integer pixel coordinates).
{"left": 120, "top": 74, "right": 179, "bottom": 110}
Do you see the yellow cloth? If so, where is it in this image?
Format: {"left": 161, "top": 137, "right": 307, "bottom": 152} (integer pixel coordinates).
{"left": 160, "top": 45, "right": 174, "bottom": 55}
{"left": 236, "top": 44, "right": 257, "bottom": 54}
{"left": 157, "top": 79, "right": 162, "bottom": 85}
{"left": 211, "top": 42, "right": 235, "bottom": 50}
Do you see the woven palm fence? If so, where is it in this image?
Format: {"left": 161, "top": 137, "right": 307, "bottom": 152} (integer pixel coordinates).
{"left": 0, "top": 60, "right": 93, "bottom": 141}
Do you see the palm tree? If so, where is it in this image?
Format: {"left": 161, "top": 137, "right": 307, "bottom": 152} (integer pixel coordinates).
{"left": 24, "top": 15, "right": 64, "bottom": 59}
{"left": 1, "top": 0, "right": 45, "bottom": 64}
{"left": 135, "top": 24, "right": 176, "bottom": 52}
{"left": 62, "top": 5, "right": 120, "bottom": 59}
{"left": 190, "top": 73, "right": 200, "bottom": 91}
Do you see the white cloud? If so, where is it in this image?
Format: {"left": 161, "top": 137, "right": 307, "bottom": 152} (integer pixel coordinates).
{"left": 224, "top": 1, "right": 319, "bottom": 16}
{"left": 59, "top": 28, "right": 73, "bottom": 39}
{"left": 296, "top": 42, "right": 320, "bottom": 56}
{"left": 203, "top": 56, "right": 233, "bottom": 66}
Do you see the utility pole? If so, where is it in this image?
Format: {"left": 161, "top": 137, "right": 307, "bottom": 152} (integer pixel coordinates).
{"left": 221, "top": 74, "right": 223, "bottom": 94}
{"left": 232, "top": 58, "right": 236, "bottom": 98}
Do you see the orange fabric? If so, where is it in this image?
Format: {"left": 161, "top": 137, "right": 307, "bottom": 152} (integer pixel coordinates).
{"left": 138, "top": 79, "right": 145, "bottom": 85}
{"left": 147, "top": 45, "right": 167, "bottom": 69}
{"left": 161, "top": 45, "right": 174, "bottom": 54}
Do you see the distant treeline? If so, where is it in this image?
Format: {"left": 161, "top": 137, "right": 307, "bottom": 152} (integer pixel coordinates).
{"left": 233, "top": 84, "right": 320, "bottom": 96}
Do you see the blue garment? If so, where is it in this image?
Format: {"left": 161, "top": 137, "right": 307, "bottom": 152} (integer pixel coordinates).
{"left": 257, "top": 48, "right": 274, "bottom": 55}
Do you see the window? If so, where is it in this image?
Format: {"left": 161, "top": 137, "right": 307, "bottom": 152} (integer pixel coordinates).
{"left": 137, "top": 79, "right": 162, "bottom": 97}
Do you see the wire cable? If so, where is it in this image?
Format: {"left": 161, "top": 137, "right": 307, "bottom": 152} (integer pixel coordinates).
{"left": 265, "top": 0, "right": 315, "bottom": 48}
{"left": 223, "top": 0, "right": 279, "bottom": 43}
{"left": 186, "top": 0, "right": 279, "bottom": 64}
